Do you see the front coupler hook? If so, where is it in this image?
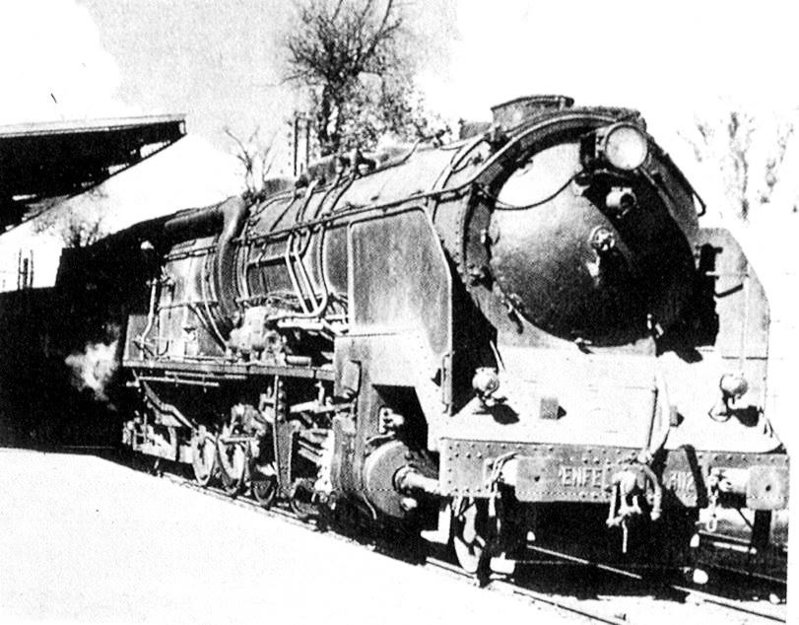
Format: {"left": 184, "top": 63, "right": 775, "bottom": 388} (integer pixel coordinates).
{"left": 606, "top": 459, "right": 664, "bottom": 553}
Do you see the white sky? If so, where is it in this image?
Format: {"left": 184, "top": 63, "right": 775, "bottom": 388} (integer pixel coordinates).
{"left": 0, "top": 0, "right": 798, "bottom": 281}
{"left": 0, "top": 1, "right": 127, "bottom": 122}
{"left": 422, "top": 0, "right": 799, "bottom": 118}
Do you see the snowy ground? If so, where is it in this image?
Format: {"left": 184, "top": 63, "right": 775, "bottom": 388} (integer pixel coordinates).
{"left": 0, "top": 449, "right": 566, "bottom": 625}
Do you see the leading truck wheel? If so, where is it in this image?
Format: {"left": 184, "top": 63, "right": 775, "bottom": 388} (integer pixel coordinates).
{"left": 191, "top": 427, "right": 217, "bottom": 487}
{"left": 252, "top": 476, "right": 278, "bottom": 509}
{"left": 452, "top": 497, "right": 492, "bottom": 579}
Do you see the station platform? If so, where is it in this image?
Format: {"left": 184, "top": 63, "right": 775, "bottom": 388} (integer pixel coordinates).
{"left": 0, "top": 449, "right": 552, "bottom": 624}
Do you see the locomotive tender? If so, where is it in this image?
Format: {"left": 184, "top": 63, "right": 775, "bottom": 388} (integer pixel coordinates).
{"left": 98, "top": 95, "right": 787, "bottom": 573}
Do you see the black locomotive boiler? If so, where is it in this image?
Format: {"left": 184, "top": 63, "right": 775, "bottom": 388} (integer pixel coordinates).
{"left": 72, "top": 95, "right": 787, "bottom": 575}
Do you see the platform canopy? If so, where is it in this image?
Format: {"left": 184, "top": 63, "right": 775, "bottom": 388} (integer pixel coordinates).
{"left": 0, "top": 114, "right": 186, "bottom": 232}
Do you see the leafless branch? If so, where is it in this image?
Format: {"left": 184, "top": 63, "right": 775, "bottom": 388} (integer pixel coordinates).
{"left": 761, "top": 121, "right": 794, "bottom": 204}
{"left": 224, "top": 126, "right": 274, "bottom": 196}
{"left": 688, "top": 106, "right": 795, "bottom": 220}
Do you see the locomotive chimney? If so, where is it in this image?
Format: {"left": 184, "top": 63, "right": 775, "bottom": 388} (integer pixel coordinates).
{"left": 491, "top": 95, "right": 574, "bottom": 128}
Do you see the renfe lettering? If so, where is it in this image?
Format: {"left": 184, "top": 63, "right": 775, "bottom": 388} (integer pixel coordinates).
{"left": 556, "top": 464, "right": 697, "bottom": 497}
{"left": 558, "top": 465, "right": 606, "bottom": 489}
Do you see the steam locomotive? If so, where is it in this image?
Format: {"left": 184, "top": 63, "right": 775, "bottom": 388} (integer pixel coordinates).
{"left": 59, "top": 95, "right": 788, "bottom": 576}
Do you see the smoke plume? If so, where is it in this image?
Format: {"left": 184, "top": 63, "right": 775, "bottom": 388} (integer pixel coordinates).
{"left": 65, "top": 340, "right": 119, "bottom": 401}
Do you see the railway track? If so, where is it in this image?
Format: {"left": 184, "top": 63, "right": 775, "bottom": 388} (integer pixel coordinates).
{"left": 127, "top": 455, "right": 786, "bottom": 625}
{"left": 519, "top": 545, "right": 786, "bottom": 623}
{"left": 696, "top": 530, "right": 788, "bottom": 586}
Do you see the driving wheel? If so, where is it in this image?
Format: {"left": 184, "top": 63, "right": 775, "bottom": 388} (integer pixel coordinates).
{"left": 191, "top": 427, "right": 217, "bottom": 487}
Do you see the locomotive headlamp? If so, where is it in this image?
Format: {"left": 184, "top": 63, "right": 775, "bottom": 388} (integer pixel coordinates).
{"left": 597, "top": 123, "right": 649, "bottom": 171}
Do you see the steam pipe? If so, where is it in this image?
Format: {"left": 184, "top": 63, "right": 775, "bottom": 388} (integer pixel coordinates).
{"left": 164, "top": 196, "right": 248, "bottom": 331}
{"left": 164, "top": 205, "right": 224, "bottom": 240}
{"left": 215, "top": 196, "right": 249, "bottom": 325}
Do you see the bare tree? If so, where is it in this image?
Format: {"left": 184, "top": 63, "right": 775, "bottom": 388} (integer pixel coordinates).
{"left": 224, "top": 126, "right": 275, "bottom": 197}
{"left": 761, "top": 120, "right": 794, "bottom": 206}
{"left": 283, "top": 0, "right": 432, "bottom": 156}
{"left": 32, "top": 188, "right": 109, "bottom": 248}
{"left": 58, "top": 208, "right": 108, "bottom": 248}
{"left": 683, "top": 107, "right": 795, "bottom": 220}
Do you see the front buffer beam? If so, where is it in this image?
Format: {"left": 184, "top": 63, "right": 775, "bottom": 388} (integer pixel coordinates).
{"left": 439, "top": 439, "right": 788, "bottom": 511}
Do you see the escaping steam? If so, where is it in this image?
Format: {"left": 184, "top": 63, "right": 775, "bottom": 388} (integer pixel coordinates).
{"left": 65, "top": 340, "right": 119, "bottom": 401}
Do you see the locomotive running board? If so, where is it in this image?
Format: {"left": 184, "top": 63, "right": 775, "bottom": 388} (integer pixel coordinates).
{"left": 123, "top": 358, "right": 336, "bottom": 382}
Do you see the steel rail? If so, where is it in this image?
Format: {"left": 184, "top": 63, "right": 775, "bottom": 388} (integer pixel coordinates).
{"left": 526, "top": 545, "right": 786, "bottom": 623}
{"left": 423, "top": 555, "right": 631, "bottom": 625}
